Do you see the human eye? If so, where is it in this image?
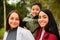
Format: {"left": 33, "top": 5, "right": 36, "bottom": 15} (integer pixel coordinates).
{"left": 32, "top": 8, "right": 35, "bottom": 11}
{"left": 10, "top": 17, "right": 14, "bottom": 20}
{"left": 15, "top": 18, "right": 19, "bottom": 21}
{"left": 43, "top": 16, "right": 47, "bottom": 19}
{"left": 36, "top": 9, "right": 39, "bottom": 11}
{"left": 38, "top": 16, "right": 41, "bottom": 19}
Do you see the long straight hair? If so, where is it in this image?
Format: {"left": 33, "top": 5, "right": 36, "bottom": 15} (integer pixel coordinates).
{"left": 6, "top": 10, "right": 22, "bottom": 31}
{"left": 39, "top": 9, "right": 60, "bottom": 40}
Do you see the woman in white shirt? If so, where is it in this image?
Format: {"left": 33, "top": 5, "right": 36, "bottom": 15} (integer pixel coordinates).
{"left": 3, "top": 10, "right": 34, "bottom": 40}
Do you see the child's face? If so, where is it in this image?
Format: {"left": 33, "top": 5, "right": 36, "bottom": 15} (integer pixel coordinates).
{"left": 31, "top": 5, "right": 40, "bottom": 17}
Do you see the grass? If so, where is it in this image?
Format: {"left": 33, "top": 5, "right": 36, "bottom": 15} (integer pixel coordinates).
{"left": 0, "top": 28, "right": 4, "bottom": 39}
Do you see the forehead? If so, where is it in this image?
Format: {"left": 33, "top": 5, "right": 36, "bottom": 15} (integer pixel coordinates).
{"left": 32, "top": 5, "right": 40, "bottom": 8}
{"left": 39, "top": 11, "right": 48, "bottom": 16}
{"left": 10, "top": 12, "right": 19, "bottom": 17}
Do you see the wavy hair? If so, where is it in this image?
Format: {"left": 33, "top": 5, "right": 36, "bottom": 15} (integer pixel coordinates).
{"left": 39, "top": 9, "right": 60, "bottom": 40}
{"left": 6, "top": 10, "right": 22, "bottom": 31}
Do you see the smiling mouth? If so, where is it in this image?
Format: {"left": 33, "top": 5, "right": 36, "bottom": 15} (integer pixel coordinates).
{"left": 12, "top": 23, "right": 17, "bottom": 25}
{"left": 39, "top": 22, "right": 45, "bottom": 25}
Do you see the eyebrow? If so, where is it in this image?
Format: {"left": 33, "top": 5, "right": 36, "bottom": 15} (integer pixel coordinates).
{"left": 39, "top": 14, "right": 47, "bottom": 16}
{"left": 43, "top": 15, "right": 47, "bottom": 17}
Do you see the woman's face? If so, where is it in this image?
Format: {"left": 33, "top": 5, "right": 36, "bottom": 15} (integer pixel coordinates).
{"left": 31, "top": 5, "right": 40, "bottom": 17}
{"left": 38, "top": 11, "right": 49, "bottom": 28}
{"left": 8, "top": 12, "right": 20, "bottom": 28}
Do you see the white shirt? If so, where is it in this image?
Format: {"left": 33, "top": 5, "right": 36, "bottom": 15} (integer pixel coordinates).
{"left": 39, "top": 29, "right": 45, "bottom": 40}
{"left": 3, "top": 26, "right": 35, "bottom": 40}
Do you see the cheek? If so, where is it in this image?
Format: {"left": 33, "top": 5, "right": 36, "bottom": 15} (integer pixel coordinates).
{"left": 38, "top": 19, "right": 40, "bottom": 23}
{"left": 36, "top": 11, "right": 40, "bottom": 15}
{"left": 16, "top": 20, "right": 20, "bottom": 25}
{"left": 44, "top": 19, "right": 49, "bottom": 26}
{"left": 46, "top": 17, "right": 49, "bottom": 22}
{"left": 37, "top": 11, "right": 40, "bottom": 13}
{"left": 8, "top": 19, "right": 12, "bottom": 25}
{"left": 18, "top": 21, "right": 20, "bottom": 25}
{"left": 46, "top": 19, "right": 49, "bottom": 24}
{"left": 31, "top": 10, "right": 33, "bottom": 13}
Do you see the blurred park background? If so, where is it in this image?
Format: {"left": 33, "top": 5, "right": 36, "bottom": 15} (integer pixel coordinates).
{"left": 0, "top": 0, "right": 60, "bottom": 40}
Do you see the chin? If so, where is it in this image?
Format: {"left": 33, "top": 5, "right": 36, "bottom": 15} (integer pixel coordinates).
{"left": 11, "top": 26, "right": 18, "bottom": 28}
{"left": 40, "top": 25, "right": 45, "bottom": 28}
{"left": 33, "top": 15, "right": 35, "bottom": 17}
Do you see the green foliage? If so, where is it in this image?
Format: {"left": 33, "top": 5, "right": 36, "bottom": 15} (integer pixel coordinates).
{"left": 0, "top": 28, "right": 4, "bottom": 39}
{"left": 2, "top": 0, "right": 60, "bottom": 24}
{"left": 6, "top": 0, "right": 29, "bottom": 19}
{"left": 51, "top": 0, "right": 60, "bottom": 21}
{"left": 0, "top": 0, "right": 4, "bottom": 27}
{"left": 16, "top": 1, "right": 29, "bottom": 19}
{"left": 6, "top": 4, "right": 16, "bottom": 16}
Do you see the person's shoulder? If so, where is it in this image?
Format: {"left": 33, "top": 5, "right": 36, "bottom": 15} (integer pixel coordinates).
{"left": 18, "top": 27, "right": 34, "bottom": 40}
{"left": 18, "top": 27, "right": 31, "bottom": 33}
{"left": 49, "top": 33, "right": 57, "bottom": 37}
{"left": 4, "top": 31, "right": 9, "bottom": 34}
{"left": 48, "top": 33, "right": 58, "bottom": 40}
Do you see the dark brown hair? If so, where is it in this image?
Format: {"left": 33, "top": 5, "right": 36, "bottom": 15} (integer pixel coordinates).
{"left": 31, "top": 2, "right": 42, "bottom": 9}
{"left": 6, "top": 10, "right": 22, "bottom": 31}
{"left": 39, "top": 9, "right": 60, "bottom": 40}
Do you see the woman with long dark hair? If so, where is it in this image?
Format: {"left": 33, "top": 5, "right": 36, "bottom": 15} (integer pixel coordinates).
{"left": 35, "top": 9, "right": 60, "bottom": 40}
{"left": 3, "top": 10, "right": 34, "bottom": 40}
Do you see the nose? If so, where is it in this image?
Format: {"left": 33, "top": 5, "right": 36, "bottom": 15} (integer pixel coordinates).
{"left": 32, "top": 9, "right": 36, "bottom": 12}
{"left": 39, "top": 18, "right": 44, "bottom": 22}
{"left": 13, "top": 19, "right": 16, "bottom": 23}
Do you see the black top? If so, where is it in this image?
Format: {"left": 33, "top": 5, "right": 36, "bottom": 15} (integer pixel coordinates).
{"left": 6, "top": 28, "right": 17, "bottom": 40}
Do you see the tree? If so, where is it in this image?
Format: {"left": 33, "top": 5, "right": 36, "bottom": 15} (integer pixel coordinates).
{"left": 3, "top": 0, "right": 6, "bottom": 29}
{"left": 0, "top": 0, "right": 4, "bottom": 28}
